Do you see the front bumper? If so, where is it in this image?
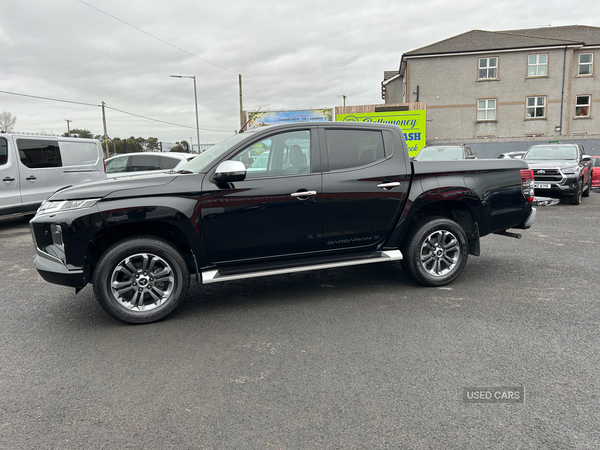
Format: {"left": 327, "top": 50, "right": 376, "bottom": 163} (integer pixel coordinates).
{"left": 29, "top": 206, "right": 104, "bottom": 289}
{"left": 533, "top": 176, "right": 579, "bottom": 198}
{"left": 33, "top": 251, "right": 87, "bottom": 288}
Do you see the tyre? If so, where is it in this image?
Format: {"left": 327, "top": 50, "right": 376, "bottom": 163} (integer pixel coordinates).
{"left": 401, "top": 217, "right": 469, "bottom": 287}
{"left": 569, "top": 181, "right": 582, "bottom": 205}
{"left": 92, "top": 236, "right": 189, "bottom": 324}
{"left": 582, "top": 176, "right": 591, "bottom": 198}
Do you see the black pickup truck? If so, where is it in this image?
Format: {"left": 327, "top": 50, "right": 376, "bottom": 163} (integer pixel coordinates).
{"left": 30, "top": 122, "right": 536, "bottom": 323}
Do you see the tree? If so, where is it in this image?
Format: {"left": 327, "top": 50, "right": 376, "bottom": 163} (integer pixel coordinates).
{"left": 63, "top": 128, "right": 94, "bottom": 138}
{"left": 0, "top": 111, "right": 17, "bottom": 133}
{"left": 145, "top": 137, "right": 160, "bottom": 152}
{"left": 170, "top": 142, "right": 185, "bottom": 152}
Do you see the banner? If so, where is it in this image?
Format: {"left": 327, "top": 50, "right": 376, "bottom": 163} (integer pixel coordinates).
{"left": 247, "top": 109, "right": 332, "bottom": 130}
{"left": 336, "top": 110, "right": 426, "bottom": 156}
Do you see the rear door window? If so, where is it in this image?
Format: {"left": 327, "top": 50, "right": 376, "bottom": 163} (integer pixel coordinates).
{"left": 130, "top": 154, "right": 161, "bottom": 171}
{"left": 59, "top": 141, "right": 99, "bottom": 166}
{"left": 324, "top": 129, "right": 385, "bottom": 171}
{"left": 17, "top": 139, "right": 62, "bottom": 168}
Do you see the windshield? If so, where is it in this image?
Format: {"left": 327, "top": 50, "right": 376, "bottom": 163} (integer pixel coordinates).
{"left": 524, "top": 145, "right": 578, "bottom": 161}
{"left": 415, "top": 146, "right": 463, "bottom": 161}
{"left": 177, "top": 132, "right": 253, "bottom": 172}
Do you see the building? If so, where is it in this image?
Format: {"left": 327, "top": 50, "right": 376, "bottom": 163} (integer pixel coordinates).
{"left": 383, "top": 25, "right": 600, "bottom": 142}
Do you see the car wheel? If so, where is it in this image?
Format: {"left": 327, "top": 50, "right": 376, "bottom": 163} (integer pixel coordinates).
{"left": 582, "top": 176, "right": 591, "bottom": 198}
{"left": 92, "top": 236, "right": 189, "bottom": 324}
{"left": 401, "top": 217, "right": 469, "bottom": 287}
{"left": 569, "top": 181, "right": 583, "bottom": 205}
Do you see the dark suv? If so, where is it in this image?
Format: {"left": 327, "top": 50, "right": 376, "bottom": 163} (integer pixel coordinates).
{"left": 524, "top": 143, "right": 593, "bottom": 205}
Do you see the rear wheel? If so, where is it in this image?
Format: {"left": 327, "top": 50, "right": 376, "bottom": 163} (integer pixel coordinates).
{"left": 569, "top": 181, "right": 582, "bottom": 205}
{"left": 92, "top": 236, "right": 189, "bottom": 324}
{"left": 401, "top": 217, "right": 469, "bottom": 287}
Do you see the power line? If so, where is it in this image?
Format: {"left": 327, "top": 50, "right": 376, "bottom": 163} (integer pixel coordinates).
{"left": 0, "top": 89, "right": 98, "bottom": 107}
{"left": 104, "top": 104, "right": 232, "bottom": 133}
{"left": 79, "top": 0, "right": 238, "bottom": 76}
{"left": 0, "top": 89, "right": 231, "bottom": 132}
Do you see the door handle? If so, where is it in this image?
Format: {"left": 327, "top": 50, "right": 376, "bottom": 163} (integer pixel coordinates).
{"left": 26, "top": 176, "right": 37, "bottom": 181}
{"left": 377, "top": 182, "right": 401, "bottom": 189}
{"left": 291, "top": 190, "right": 317, "bottom": 199}
{"left": 3, "top": 177, "right": 15, "bottom": 182}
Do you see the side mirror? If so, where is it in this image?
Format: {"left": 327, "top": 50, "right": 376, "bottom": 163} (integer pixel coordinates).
{"left": 582, "top": 155, "right": 592, "bottom": 162}
{"left": 211, "top": 160, "right": 246, "bottom": 183}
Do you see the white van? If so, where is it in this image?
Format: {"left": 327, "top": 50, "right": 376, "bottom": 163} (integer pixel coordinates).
{"left": 0, "top": 134, "right": 106, "bottom": 217}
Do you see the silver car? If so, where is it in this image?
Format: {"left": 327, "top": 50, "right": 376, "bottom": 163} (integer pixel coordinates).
{"left": 105, "top": 152, "right": 196, "bottom": 178}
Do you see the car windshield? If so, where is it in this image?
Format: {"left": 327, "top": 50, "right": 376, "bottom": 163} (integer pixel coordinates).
{"left": 593, "top": 157, "right": 600, "bottom": 168}
{"left": 524, "top": 145, "right": 578, "bottom": 161}
{"left": 177, "top": 132, "right": 254, "bottom": 172}
{"left": 415, "top": 146, "right": 463, "bottom": 161}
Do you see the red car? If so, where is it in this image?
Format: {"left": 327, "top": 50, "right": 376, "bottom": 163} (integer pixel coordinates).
{"left": 593, "top": 156, "right": 600, "bottom": 188}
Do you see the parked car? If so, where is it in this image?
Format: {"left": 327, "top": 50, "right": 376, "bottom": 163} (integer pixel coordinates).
{"left": 592, "top": 156, "right": 600, "bottom": 188}
{"left": 30, "top": 122, "right": 535, "bottom": 323}
{"left": 0, "top": 134, "right": 106, "bottom": 217}
{"left": 523, "top": 143, "right": 593, "bottom": 205}
{"left": 105, "top": 152, "right": 196, "bottom": 178}
{"left": 498, "top": 151, "right": 526, "bottom": 159}
{"left": 414, "top": 144, "right": 477, "bottom": 161}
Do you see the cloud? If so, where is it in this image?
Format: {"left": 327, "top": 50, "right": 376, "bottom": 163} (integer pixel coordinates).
{"left": 1, "top": 0, "right": 600, "bottom": 143}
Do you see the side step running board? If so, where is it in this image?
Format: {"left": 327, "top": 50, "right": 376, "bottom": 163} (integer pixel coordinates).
{"left": 201, "top": 250, "right": 403, "bottom": 284}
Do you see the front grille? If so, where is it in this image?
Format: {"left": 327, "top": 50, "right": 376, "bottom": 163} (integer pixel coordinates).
{"left": 533, "top": 169, "right": 562, "bottom": 183}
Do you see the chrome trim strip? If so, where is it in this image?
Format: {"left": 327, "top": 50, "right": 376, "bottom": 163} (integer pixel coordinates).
{"left": 202, "top": 250, "right": 403, "bottom": 284}
{"left": 34, "top": 245, "right": 65, "bottom": 265}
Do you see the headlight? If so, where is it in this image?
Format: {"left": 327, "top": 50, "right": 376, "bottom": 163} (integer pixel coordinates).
{"left": 561, "top": 167, "right": 579, "bottom": 174}
{"left": 37, "top": 198, "right": 101, "bottom": 215}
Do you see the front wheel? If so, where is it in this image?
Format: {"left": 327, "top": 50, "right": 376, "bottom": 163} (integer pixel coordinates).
{"left": 582, "top": 176, "right": 591, "bottom": 198}
{"left": 401, "top": 217, "right": 469, "bottom": 287}
{"left": 569, "top": 181, "right": 582, "bottom": 205}
{"left": 92, "top": 236, "right": 189, "bottom": 324}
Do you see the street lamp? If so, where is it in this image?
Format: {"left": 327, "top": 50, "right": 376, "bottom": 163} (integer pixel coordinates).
{"left": 170, "top": 75, "right": 200, "bottom": 153}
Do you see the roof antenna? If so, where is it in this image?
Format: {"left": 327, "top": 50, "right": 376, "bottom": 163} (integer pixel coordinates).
{"left": 239, "top": 107, "right": 261, "bottom": 133}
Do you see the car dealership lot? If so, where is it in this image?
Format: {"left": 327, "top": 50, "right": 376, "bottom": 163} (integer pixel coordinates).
{"left": 1, "top": 192, "right": 599, "bottom": 449}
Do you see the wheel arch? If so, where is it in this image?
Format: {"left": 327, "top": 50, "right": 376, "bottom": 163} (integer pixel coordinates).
{"left": 88, "top": 221, "right": 200, "bottom": 277}
{"left": 387, "top": 198, "right": 482, "bottom": 257}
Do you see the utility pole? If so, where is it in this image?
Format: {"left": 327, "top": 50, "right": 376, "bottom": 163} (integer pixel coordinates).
{"left": 170, "top": 75, "right": 201, "bottom": 153}
{"left": 342, "top": 95, "right": 347, "bottom": 107}
{"left": 239, "top": 74, "right": 244, "bottom": 130}
{"left": 101, "top": 101, "right": 109, "bottom": 157}
{"left": 65, "top": 119, "right": 72, "bottom": 135}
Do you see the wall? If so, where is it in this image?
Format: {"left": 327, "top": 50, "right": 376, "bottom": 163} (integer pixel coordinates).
{"left": 394, "top": 48, "right": 599, "bottom": 141}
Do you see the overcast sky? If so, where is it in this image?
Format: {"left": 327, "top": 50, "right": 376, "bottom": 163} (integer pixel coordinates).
{"left": 2, "top": 0, "right": 600, "bottom": 146}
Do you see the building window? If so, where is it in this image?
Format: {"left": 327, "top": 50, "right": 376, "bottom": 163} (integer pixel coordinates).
{"left": 478, "top": 57, "right": 498, "bottom": 80}
{"left": 526, "top": 96, "right": 546, "bottom": 119}
{"left": 575, "top": 95, "right": 591, "bottom": 117}
{"left": 528, "top": 54, "right": 548, "bottom": 77}
{"left": 578, "top": 53, "right": 593, "bottom": 76}
{"left": 477, "top": 99, "right": 496, "bottom": 121}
